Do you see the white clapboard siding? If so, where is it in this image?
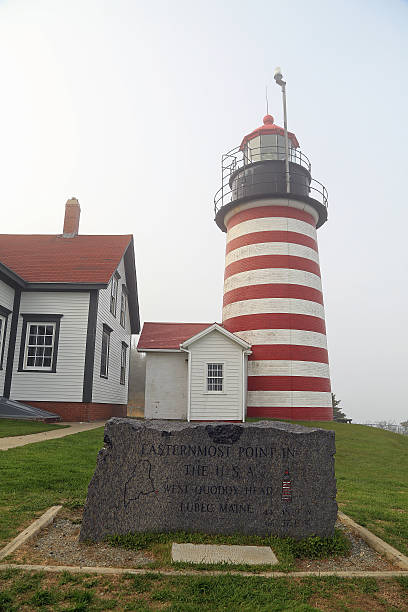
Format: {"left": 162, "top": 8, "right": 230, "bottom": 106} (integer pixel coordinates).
{"left": 189, "top": 330, "right": 244, "bottom": 421}
{"left": 10, "top": 292, "right": 89, "bottom": 402}
{"left": 0, "top": 279, "right": 15, "bottom": 393}
{"left": 92, "top": 256, "right": 132, "bottom": 405}
{"left": 145, "top": 353, "right": 188, "bottom": 419}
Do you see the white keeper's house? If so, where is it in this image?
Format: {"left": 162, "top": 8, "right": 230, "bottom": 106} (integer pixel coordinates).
{"left": 0, "top": 198, "right": 140, "bottom": 421}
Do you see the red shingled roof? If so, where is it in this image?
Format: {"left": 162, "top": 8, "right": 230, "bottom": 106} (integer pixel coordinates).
{"left": 0, "top": 234, "right": 132, "bottom": 283}
{"left": 137, "top": 322, "right": 216, "bottom": 350}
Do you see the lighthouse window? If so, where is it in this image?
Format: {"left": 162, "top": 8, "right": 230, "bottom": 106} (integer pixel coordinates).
{"left": 276, "top": 135, "right": 286, "bottom": 160}
{"left": 246, "top": 136, "right": 261, "bottom": 163}
{"left": 207, "top": 363, "right": 224, "bottom": 392}
{"left": 261, "top": 134, "right": 280, "bottom": 160}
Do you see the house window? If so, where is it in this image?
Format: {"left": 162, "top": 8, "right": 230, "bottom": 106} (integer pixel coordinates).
{"left": 100, "top": 324, "right": 113, "bottom": 378}
{"left": 207, "top": 363, "right": 224, "bottom": 392}
{"left": 0, "top": 317, "right": 4, "bottom": 361}
{"left": 120, "top": 287, "right": 127, "bottom": 328}
{"left": 110, "top": 272, "right": 120, "bottom": 316}
{"left": 18, "top": 314, "right": 63, "bottom": 373}
{"left": 0, "top": 317, "right": 6, "bottom": 369}
{"left": 120, "top": 342, "right": 128, "bottom": 385}
{"left": 0, "top": 306, "right": 11, "bottom": 369}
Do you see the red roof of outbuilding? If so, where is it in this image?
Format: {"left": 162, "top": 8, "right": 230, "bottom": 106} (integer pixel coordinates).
{"left": 0, "top": 234, "right": 132, "bottom": 284}
{"left": 240, "top": 114, "right": 299, "bottom": 149}
{"left": 137, "top": 322, "right": 216, "bottom": 350}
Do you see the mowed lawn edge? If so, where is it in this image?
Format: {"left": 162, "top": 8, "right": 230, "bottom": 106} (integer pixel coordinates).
{"left": 0, "top": 568, "right": 407, "bottom": 611}
{"left": 299, "top": 421, "right": 408, "bottom": 557}
{"left": 0, "top": 427, "right": 104, "bottom": 546}
{"left": 0, "top": 422, "right": 407, "bottom": 559}
{"left": 0, "top": 419, "right": 69, "bottom": 438}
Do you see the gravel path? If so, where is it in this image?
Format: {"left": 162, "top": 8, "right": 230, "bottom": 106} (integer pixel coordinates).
{"left": 8, "top": 510, "right": 397, "bottom": 571}
{"left": 295, "top": 521, "right": 395, "bottom": 571}
{"left": 11, "top": 515, "right": 153, "bottom": 568}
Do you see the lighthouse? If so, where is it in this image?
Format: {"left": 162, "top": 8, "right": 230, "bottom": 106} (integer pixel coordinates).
{"left": 214, "top": 110, "right": 332, "bottom": 421}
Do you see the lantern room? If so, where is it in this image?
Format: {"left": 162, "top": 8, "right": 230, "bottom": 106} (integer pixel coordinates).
{"left": 214, "top": 114, "right": 328, "bottom": 231}
{"left": 241, "top": 114, "right": 299, "bottom": 164}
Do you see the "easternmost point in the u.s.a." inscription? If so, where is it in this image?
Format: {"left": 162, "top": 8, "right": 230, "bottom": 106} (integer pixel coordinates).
{"left": 80, "top": 419, "right": 337, "bottom": 541}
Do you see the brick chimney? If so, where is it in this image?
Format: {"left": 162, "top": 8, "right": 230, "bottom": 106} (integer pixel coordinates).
{"left": 63, "top": 198, "right": 81, "bottom": 237}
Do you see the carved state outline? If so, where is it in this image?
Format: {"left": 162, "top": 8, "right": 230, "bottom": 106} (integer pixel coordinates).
{"left": 124, "top": 459, "right": 156, "bottom": 507}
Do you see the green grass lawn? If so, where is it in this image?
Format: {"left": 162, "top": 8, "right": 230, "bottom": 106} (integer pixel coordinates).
{"left": 0, "top": 419, "right": 68, "bottom": 438}
{"left": 0, "top": 428, "right": 104, "bottom": 546}
{"left": 0, "top": 421, "right": 407, "bottom": 557}
{"left": 0, "top": 568, "right": 407, "bottom": 612}
{"left": 298, "top": 421, "right": 408, "bottom": 557}
{"left": 0, "top": 422, "right": 408, "bottom": 611}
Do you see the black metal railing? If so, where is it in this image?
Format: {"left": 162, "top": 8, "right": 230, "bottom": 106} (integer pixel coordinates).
{"left": 214, "top": 144, "right": 328, "bottom": 217}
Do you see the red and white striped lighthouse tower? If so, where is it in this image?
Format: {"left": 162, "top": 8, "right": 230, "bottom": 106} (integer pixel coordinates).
{"left": 214, "top": 113, "right": 332, "bottom": 420}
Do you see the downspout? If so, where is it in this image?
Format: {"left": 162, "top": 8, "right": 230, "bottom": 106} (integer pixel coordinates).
{"left": 180, "top": 346, "right": 191, "bottom": 422}
{"left": 242, "top": 349, "right": 252, "bottom": 422}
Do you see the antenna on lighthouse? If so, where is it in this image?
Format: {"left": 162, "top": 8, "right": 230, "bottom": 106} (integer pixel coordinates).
{"left": 274, "top": 67, "right": 290, "bottom": 194}
{"left": 265, "top": 85, "right": 269, "bottom": 115}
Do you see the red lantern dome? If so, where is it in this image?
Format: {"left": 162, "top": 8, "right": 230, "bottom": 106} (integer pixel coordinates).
{"left": 240, "top": 114, "right": 299, "bottom": 150}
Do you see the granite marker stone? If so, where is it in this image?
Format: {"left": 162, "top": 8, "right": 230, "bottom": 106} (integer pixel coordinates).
{"left": 80, "top": 419, "right": 337, "bottom": 541}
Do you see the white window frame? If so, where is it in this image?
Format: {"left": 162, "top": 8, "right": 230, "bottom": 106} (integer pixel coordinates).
{"left": 0, "top": 315, "right": 6, "bottom": 368}
{"left": 23, "top": 322, "right": 56, "bottom": 371}
{"left": 100, "top": 326, "right": 111, "bottom": 378}
{"left": 120, "top": 343, "right": 127, "bottom": 385}
{"left": 110, "top": 273, "right": 119, "bottom": 316}
{"left": 120, "top": 287, "right": 127, "bottom": 329}
{"left": 205, "top": 362, "right": 225, "bottom": 394}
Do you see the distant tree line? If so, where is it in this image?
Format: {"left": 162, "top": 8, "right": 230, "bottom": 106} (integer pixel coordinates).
{"left": 367, "top": 421, "right": 408, "bottom": 435}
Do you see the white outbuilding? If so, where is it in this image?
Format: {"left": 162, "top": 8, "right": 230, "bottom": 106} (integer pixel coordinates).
{"left": 137, "top": 322, "right": 251, "bottom": 421}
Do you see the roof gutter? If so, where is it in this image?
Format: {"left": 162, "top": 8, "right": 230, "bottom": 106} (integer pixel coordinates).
{"left": 0, "top": 262, "right": 26, "bottom": 288}
{"left": 242, "top": 349, "right": 252, "bottom": 423}
{"left": 123, "top": 237, "right": 140, "bottom": 335}
{"left": 0, "top": 263, "right": 108, "bottom": 292}
{"left": 137, "top": 348, "right": 182, "bottom": 353}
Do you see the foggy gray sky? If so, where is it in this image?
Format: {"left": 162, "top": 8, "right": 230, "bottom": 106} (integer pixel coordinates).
{"left": 1, "top": 0, "right": 407, "bottom": 424}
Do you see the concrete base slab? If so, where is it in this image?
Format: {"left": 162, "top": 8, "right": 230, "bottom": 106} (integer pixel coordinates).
{"left": 0, "top": 506, "right": 62, "bottom": 560}
{"left": 338, "top": 511, "right": 408, "bottom": 570}
{"left": 171, "top": 543, "right": 278, "bottom": 565}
